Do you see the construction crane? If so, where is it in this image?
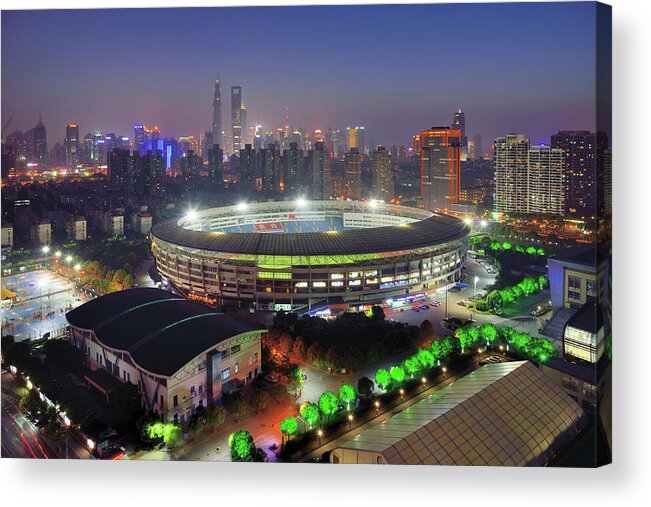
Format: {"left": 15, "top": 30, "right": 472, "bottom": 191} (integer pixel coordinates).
{"left": 2, "top": 115, "right": 14, "bottom": 137}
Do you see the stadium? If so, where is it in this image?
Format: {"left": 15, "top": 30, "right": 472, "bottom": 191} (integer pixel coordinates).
{"left": 150, "top": 200, "right": 470, "bottom": 311}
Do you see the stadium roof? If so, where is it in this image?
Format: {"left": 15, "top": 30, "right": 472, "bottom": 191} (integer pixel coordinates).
{"left": 66, "top": 288, "right": 263, "bottom": 377}
{"left": 333, "top": 361, "right": 585, "bottom": 466}
{"left": 151, "top": 211, "right": 468, "bottom": 256}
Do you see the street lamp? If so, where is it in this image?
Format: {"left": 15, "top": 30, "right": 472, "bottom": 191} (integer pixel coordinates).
{"left": 65, "top": 255, "right": 73, "bottom": 266}
{"left": 42, "top": 245, "right": 50, "bottom": 254}
{"left": 399, "top": 388, "right": 404, "bottom": 401}
{"left": 374, "top": 400, "right": 380, "bottom": 414}
{"left": 421, "top": 377, "right": 427, "bottom": 386}
{"left": 347, "top": 414, "right": 353, "bottom": 429}
{"left": 55, "top": 251, "right": 61, "bottom": 258}
{"left": 442, "top": 366, "right": 447, "bottom": 375}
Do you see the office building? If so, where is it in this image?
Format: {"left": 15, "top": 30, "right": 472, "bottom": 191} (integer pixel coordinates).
{"left": 372, "top": 146, "right": 392, "bottom": 200}
{"left": 493, "top": 134, "right": 529, "bottom": 214}
{"left": 419, "top": 127, "right": 461, "bottom": 211}
{"left": 344, "top": 148, "right": 362, "bottom": 200}
{"left": 452, "top": 109, "right": 468, "bottom": 161}
{"left": 550, "top": 130, "right": 609, "bottom": 219}
{"left": 64, "top": 124, "right": 80, "bottom": 167}
{"left": 346, "top": 127, "right": 366, "bottom": 154}
{"left": 66, "top": 288, "right": 265, "bottom": 422}
{"left": 133, "top": 125, "right": 147, "bottom": 155}
{"left": 33, "top": 117, "right": 47, "bottom": 167}
{"left": 212, "top": 78, "right": 223, "bottom": 148}
{"left": 231, "top": 86, "right": 243, "bottom": 154}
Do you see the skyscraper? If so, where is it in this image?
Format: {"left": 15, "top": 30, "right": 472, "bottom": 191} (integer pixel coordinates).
{"left": 212, "top": 77, "right": 223, "bottom": 148}
{"left": 238, "top": 144, "right": 255, "bottom": 191}
{"left": 493, "top": 134, "right": 529, "bottom": 214}
{"left": 283, "top": 142, "right": 303, "bottom": 195}
{"left": 452, "top": 109, "right": 468, "bottom": 161}
{"left": 344, "top": 148, "right": 362, "bottom": 200}
{"left": 527, "top": 146, "right": 564, "bottom": 215}
{"left": 550, "top": 130, "right": 609, "bottom": 219}
{"left": 231, "top": 86, "right": 243, "bottom": 154}
{"left": 134, "top": 125, "right": 147, "bottom": 155}
{"left": 208, "top": 144, "right": 224, "bottom": 190}
{"left": 346, "top": 127, "right": 366, "bottom": 154}
{"left": 372, "top": 145, "right": 392, "bottom": 200}
{"left": 64, "top": 123, "right": 79, "bottom": 167}
{"left": 33, "top": 117, "right": 47, "bottom": 167}
{"left": 310, "top": 141, "right": 330, "bottom": 199}
{"left": 419, "top": 127, "right": 461, "bottom": 211}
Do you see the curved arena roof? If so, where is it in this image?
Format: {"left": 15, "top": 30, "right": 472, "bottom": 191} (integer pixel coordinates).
{"left": 151, "top": 201, "right": 469, "bottom": 256}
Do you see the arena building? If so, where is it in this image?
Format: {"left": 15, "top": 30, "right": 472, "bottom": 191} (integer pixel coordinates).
{"left": 150, "top": 200, "right": 470, "bottom": 310}
{"left": 66, "top": 288, "right": 265, "bottom": 423}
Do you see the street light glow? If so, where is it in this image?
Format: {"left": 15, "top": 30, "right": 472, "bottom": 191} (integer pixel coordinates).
{"left": 74, "top": 264, "right": 81, "bottom": 271}
{"left": 55, "top": 251, "right": 62, "bottom": 258}
{"left": 42, "top": 245, "right": 50, "bottom": 254}
{"left": 65, "top": 255, "right": 72, "bottom": 263}
{"left": 480, "top": 220, "right": 488, "bottom": 227}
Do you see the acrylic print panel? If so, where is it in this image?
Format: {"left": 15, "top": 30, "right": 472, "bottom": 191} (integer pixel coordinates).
{"left": 0, "top": 1, "right": 611, "bottom": 467}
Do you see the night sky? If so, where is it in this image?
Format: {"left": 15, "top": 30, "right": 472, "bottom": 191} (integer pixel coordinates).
{"left": 2, "top": 2, "right": 607, "bottom": 148}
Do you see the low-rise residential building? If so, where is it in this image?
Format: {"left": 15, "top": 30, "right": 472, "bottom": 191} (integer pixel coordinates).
{"left": 102, "top": 210, "right": 124, "bottom": 236}
{"left": 1, "top": 223, "right": 13, "bottom": 249}
{"left": 66, "top": 216, "right": 87, "bottom": 241}
{"left": 132, "top": 211, "right": 153, "bottom": 236}
{"left": 66, "top": 288, "right": 265, "bottom": 423}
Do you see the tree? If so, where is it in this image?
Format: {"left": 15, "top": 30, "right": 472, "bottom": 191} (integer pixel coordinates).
{"left": 370, "top": 305, "right": 385, "bottom": 321}
{"left": 229, "top": 430, "right": 255, "bottom": 461}
{"left": 280, "top": 417, "right": 298, "bottom": 446}
{"left": 300, "top": 402, "right": 320, "bottom": 429}
{"left": 278, "top": 333, "right": 294, "bottom": 355}
{"left": 389, "top": 365, "right": 405, "bottom": 385}
{"left": 110, "top": 381, "right": 143, "bottom": 431}
{"left": 318, "top": 391, "right": 339, "bottom": 422}
{"left": 338, "top": 384, "right": 356, "bottom": 410}
{"left": 486, "top": 290, "right": 504, "bottom": 309}
{"left": 403, "top": 355, "right": 420, "bottom": 378}
{"left": 357, "top": 376, "right": 375, "bottom": 398}
{"left": 144, "top": 421, "right": 183, "bottom": 446}
{"left": 122, "top": 273, "right": 135, "bottom": 289}
{"left": 526, "top": 246, "right": 537, "bottom": 255}
{"left": 251, "top": 389, "right": 270, "bottom": 414}
{"left": 292, "top": 336, "right": 306, "bottom": 359}
{"left": 287, "top": 364, "right": 304, "bottom": 398}
{"left": 20, "top": 389, "right": 44, "bottom": 420}
{"left": 375, "top": 368, "right": 390, "bottom": 390}
{"left": 538, "top": 274, "right": 549, "bottom": 289}
{"left": 231, "top": 395, "right": 248, "bottom": 421}
{"left": 420, "top": 319, "right": 434, "bottom": 339}
{"left": 205, "top": 404, "right": 227, "bottom": 431}
{"left": 112, "top": 268, "right": 127, "bottom": 285}
{"left": 479, "top": 323, "right": 498, "bottom": 348}
{"left": 416, "top": 348, "right": 435, "bottom": 370}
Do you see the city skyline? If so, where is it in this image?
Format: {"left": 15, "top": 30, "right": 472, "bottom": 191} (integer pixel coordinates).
{"left": 2, "top": 3, "right": 608, "bottom": 147}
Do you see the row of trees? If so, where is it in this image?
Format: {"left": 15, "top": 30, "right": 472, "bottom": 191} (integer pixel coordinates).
{"left": 472, "top": 275, "right": 549, "bottom": 313}
{"left": 469, "top": 235, "right": 546, "bottom": 257}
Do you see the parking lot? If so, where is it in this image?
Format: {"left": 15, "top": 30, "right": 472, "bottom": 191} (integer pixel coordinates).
{"left": 1, "top": 269, "right": 88, "bottom": 342}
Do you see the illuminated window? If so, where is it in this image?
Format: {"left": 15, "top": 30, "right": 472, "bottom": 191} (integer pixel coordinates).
{"left": 221, "top": 368, "right": 230, "bottom": 381}
{"left": 330, "top": 273, "right": 344, "bottom": 280}
{"left": 313, "top": 281, "right": 326, "bottom": 288}
{"left": 349, "top": 280, "right": 361, "bottom": 286}
{"left": 234, "top": 363, "right": 239, "bottom": 374}
{"left": 295, "top": 282, "right": 308, "bottom": 288}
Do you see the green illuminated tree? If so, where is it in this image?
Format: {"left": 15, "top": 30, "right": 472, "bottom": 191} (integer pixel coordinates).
{"left": 526, "top": 246, "right": 537, "bottom": 255}
{"left": 479, "top": 323, "right": 498, "bottom": 348}
{"left": 318, "top": 391, "right": 339, "bottom": 422}
{"left": 280, "top": 417, "right": 298, "bottom": 447}
{"left": 375, "top": 368, "right": 390, "bottom": 390}
{"left": 205, "top": 404, "right": 227, "bottom": 432}
{"left": 389, "top": 365, "right": 405, "bottom": 385}
{"left": 300, "top": 402, "right": 320, "bottom": 429}
{"left": 416, "top": 348, "right": 435, "bottom": 370}
{"left": 403, "top": 355, "right": 420, "bottom": 378}
{"left": 229, "top": 430, "right": 255, "bottom": 461}
{"left": 338, "top": 384, "right": 357, "bottom": 410}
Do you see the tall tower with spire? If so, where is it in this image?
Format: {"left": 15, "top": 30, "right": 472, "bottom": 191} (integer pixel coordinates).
{"left": 212, "top": 76, "right": 223, "bottom": 149}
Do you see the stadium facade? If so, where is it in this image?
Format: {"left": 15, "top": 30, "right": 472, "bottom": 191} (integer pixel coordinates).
{"left": 150, "top": 201, "right": 470, "bottom": 310}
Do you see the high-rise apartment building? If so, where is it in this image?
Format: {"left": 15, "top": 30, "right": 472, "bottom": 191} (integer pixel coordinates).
{"left": 527, "top": 146, "right": 564, "bottom": 215}
{"left": 64, "top": 124, "right": 79, "bottom": 167}
{"left": 372, "top": 145, "right": 392, "bottom": 200}
{"left": 208, "top": 144, "right": 224, "bottom": 190}
{"left": 212, "top": 77, "right": 223, "bottom": 148}
{"left": 238, "top": 144, "right": 256, "bottom": 191}
{"left": 419, "top": 127, "right": 461, "bottom": 211}
{"left": 344, "top": 148, "right": 362, "bottom": 200}
{"left": 283, "top": 142, "right": 303, "bottom": 195}
{"left": 493, "top": 134, "right": 530, "bottom": 214}
{"left": 231, "top": 86, "right": 243, "bottom": 154}
{"left": 550, "top": 130, "right": 609, "bottom": 219}
{"left": 310, "top": 142, "right": 330, "bottom": 199}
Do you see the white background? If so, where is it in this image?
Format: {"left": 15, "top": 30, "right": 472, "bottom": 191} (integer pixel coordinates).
{"left": 1, "top": 0, "right": 649, "bottom": 505}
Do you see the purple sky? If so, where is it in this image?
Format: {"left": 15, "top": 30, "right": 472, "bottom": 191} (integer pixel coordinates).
{"left": 2, "top": 3, "right": 610, "bottom": 149}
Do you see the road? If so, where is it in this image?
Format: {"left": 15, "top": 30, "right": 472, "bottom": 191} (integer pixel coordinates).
{"left": 1, "top": 372, "right": 94, "bottom": 460}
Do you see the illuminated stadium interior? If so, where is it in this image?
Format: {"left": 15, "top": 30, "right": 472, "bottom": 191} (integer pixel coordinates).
{"left": 151, "top": 200, "right": 469, "bottom": 310}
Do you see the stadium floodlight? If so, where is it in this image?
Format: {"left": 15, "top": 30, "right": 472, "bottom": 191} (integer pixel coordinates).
{"left": 480, "top": 220, "right": 488, "bottom": 227}
{"left": 237, "top": 202, "right": 248, "bottom": 212}
{"left": 464, "top": 218, "right": 472, "bottom": 225}
{"left": 296, "top": 197, "right": 307, "bottom": 207}
{"left": 369, "top": 199, "right": 379, "bottom": 208}
{"left": 185, "top": 209, "right": 198, "bottom": 222}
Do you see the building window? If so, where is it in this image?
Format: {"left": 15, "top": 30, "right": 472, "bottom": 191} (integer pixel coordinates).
{"left": 231, "top": 344, "right": 241, "bottom": 354}
{"left": 568, "top": 276, "right": 581, "bottom": 289}
{"left": 254, "top": 352, "right": 258, "bottom": 363}
{"left": 248, "top": 355, "right": 253, "bottom": 366}
{"left": 582, "top": 383, "right": 597, "bottom": 401}
{"left": 221, "top": 368, "right": 230, "bottom": 381}
{"left": 190, "top": 386, "right": 196, "bottom": 397}
{"left": 221, "top": 349, "right": 230, "bottom": 360}
{"left": 234, "top": 363, "right": 239, "bottom": 374}
{"left": 173, "top": 395, "right": 178, "bottom": 407}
